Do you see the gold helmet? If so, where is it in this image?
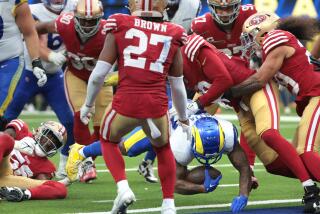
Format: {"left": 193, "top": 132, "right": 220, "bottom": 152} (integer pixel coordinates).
{"left": 74, "top": 0, "right": 104, "bottom": 37}
{"left": 207, "top": 0, "right": 241, "bottom": 26}
{"left": 128, "top": 0, "right": 168, "bottom": 18}
{"left": 34, "top": 121, "right": 67, "bottom": 157}
{"left": 240, "top": 12, "right": 280, "bottom": 59}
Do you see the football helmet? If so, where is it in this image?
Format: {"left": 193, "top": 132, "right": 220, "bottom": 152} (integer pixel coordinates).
{"left": 207, "top": 0, "right": 241, "bottom": 26}
{"left": 167, "top": 0, "right": 180, "bottom": 7}
{"left": 240, "top": 12, "right": 279, "bottom": 60}
{"left": 74, "top": 0, "right": 104, "bottom": 38}
{"left": 34, "top": 121, "right": 67, "bottom": 157}
{"left": 191, "top": 117, "right": 225, "bottom": 166}
{"left": 42, "top": 0, "right": 67, "bottom": 13}
{"left": 128, "top": 0, "right": 168, "bottom": 18}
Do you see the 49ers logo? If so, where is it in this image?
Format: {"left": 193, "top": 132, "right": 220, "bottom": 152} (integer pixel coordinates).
{"left": 249, "top": 15, "right": 267, "bottom": 26}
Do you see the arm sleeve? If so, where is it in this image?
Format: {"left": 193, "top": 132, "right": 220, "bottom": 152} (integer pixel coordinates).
{"left": 168, "top": 76, "right": 188, "bottom": 121}
{"left": 197, "top": 47, "right": 234, "bottom": 106}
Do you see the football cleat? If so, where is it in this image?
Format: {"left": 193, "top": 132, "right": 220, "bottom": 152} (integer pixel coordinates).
{"left": 66, "top": 143, "right": 85, "bottom": 182}
{"left": 303, "top": 184, "right": 320, "bottom": 213}
{"left": 161, "top": 200, "right": 176, "bottom": 214}
{"left": 79, "top": 158, "right": 97, "bottom": 183}
{"left": 0, "top": 187, "right": 29, "bottom": 202}
{"left": 111, "top": 188, "right": 136, "bottom": 214}
{"left": 138, "top": 160, "right": 158, "bottom": 183}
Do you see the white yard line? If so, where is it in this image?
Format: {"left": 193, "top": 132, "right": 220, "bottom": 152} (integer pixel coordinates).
{"left": 76, "top": 198, "right": 301, "bottom": 214}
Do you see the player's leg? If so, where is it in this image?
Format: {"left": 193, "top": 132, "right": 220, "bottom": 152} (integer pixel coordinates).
{"left": 0, "top": 56, "right": 24, "bottom": 116}
{"left": 43, "top": 70, "right": 74, "bottom": 179}
{"left": 100, "top": 106, "right": 139, "bottom": 213}
{"left": 296, "top": 97, "right": 320, "bottom": 181}
{"left": 141, "top": 114, "right": 176, "bottom": 212}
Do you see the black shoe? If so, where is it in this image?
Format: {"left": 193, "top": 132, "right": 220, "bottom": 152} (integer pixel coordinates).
{"left": 303, "top": 184, "right": 320, "bottom": 213}
{"left": 0, "top": 187, "right": 29, "bottom": 202}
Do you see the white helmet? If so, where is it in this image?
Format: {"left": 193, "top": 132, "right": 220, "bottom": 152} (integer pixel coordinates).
{"left": 128, "top": 0, "right": 168, "bottom": 18}
{"left": 207, "top": 0, "right": 241, "bottom": 26}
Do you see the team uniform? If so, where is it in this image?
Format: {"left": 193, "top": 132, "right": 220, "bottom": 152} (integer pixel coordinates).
{"left": 262, "top": 30, "right": 320, "bottom": 164}
{"left": 191, "top": 4, "right": 256, "bottom": 56}
{"left": 55, "top": 12, "right": 113, "bottom": 145}
{"left": 0, "top": 0, "right": 26, "bottom": 116}
{"left": 0, "top": 120, "right": 66, "bottom": 200}
{"left": 4, "top": 3, "right": 74, "bottom": 157}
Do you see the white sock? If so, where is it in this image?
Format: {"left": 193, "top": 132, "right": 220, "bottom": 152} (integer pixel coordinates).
{"left": 24, "top": 189, "right": 31, "bottom": 199}
{"left": 162, "top": 198, "right": 175, "bottom": 208}
{"left": 302, "top": 179, "right": 315, "bottom": 187}
{"left": 117, "top": 180, "right": 130, "bottom": 192}
{"left": 79, "top": 147, "right": 86, "bottom": 158}
{"left": 58, "top": 154, "right": 68, "bottom": 170}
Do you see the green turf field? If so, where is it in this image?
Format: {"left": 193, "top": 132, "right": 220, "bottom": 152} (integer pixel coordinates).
{"left": 0, "top": 110, "right": 304, "bottom": 214}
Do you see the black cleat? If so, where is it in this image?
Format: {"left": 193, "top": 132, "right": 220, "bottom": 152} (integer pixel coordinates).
{"left": 0, "top": 187, "right": 29, "bottom": 202}
{"left": 303, "top": 184, "right": 320, "bottom": 213}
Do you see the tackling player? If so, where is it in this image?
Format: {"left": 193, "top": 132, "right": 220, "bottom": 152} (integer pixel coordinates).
{"left": 227, "top": 12, "right": 320, "bottom": 213}
{"left": 79, "top": 0, "right": 190, "bottom": 213}
{"left": 3, "top": 0, "right": 74, "bottom": 180}
{"left": 0, "top": 120, "right": 67, "bottom": 201}
{"left": 0, "top": 0, "right": 46, "bottom": 117}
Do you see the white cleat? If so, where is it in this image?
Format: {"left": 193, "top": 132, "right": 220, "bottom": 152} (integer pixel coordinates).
{"left": 137, "top": 160, "right": 158, "bottom": 183}
{"left": 161, "top": 200, "right": 176, "bottom": 214}
{"left": 111, "top": 188, "right": 136, "bottom": 214}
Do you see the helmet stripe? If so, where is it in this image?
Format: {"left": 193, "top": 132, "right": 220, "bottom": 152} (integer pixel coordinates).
{"left": 218, "top": 124, "right": 224, "bottom": 152}
{"left": 193, "top": 127, "right": 204, "bottom": 155}
{"left": 85, "top": 0, "right": 91, "bottom": 17}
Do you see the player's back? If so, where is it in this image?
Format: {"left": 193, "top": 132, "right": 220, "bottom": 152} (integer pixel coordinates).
{"left": 0, "top": 0, "right": 25, "bottom": 62}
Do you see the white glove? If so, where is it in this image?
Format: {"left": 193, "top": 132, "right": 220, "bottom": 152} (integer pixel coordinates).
{"left": 178, "top": 119, "right": 192, "bottom": 141}
{"left": 14, "top": 137, "right": 36, "bottom": 156}
{"left": 32, "top": 58, "right": 47, "bottom": 87}
{"left": 48, "top": 51, "right": 67, "bottom": 66}
{"left": 80, "top": 104, "right": 95, "bottom": 125}
{"left": 187, "top": 101, "right": 202, "bottom": 116}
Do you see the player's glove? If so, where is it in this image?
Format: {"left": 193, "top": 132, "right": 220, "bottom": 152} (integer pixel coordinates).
{"left": 231, "top": 195, "right": 248, "bottom": 213}
{"left": 186, "top": 100, "right": 203, "bottom": 116}
{"left": 14, "top": 137, "right": 36, "bottom": 156}
{"left": 32, "top": 58, "right": 47, "bottom": 87}
{"left": 48, "top": 50, "right": 67, "bottom": 66}
{"left": 80, "top": 104, "right": 95, "bottom": 125}
{"left": 203, "top": 168, "right": 222, "bottom": 193}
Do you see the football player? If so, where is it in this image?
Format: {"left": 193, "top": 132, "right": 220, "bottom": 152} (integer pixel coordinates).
{"left": 0, "top": 0, "right": 46, "bottom": 117}
{"left": 0, "top": 120, "right": 67, "bottom": 201}
{"left": 227, "top": 12, "right": 320, "bottom": 213}
{"left": 79, "top": 0, "right": 190, "bottom": 213}
{"left": 36, "top": 0, "right": 114, "bottom": 182}
{"left": 3, "top": 0, "right": 74, "bottom": 180}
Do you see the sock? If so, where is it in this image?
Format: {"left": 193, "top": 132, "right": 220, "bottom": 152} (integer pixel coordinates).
{"left": 90, "top": 126, "right": 100, "bottom": 143}
{"left": 83, "top": 141, "right": 102, "bottom": 158}
{"left": 302, "top": 179, "right": 315, "bottom": 187}
{"left": 266, "top": 156, "right": 296, "bottom": 178}
{"left": 162, "top": 198, "right": 175, "bottom": 208}
{"left": 153, "top": 143, "right": 176, "bottom": 199}
{"left": 117, "top": 180, "right": 130, "bottom": 192}
{"left": 239, "top": 132, "right": 256, "bottom": 167}
{"left": 73, "top": 111, "right": 91, "bottom": 145}
{"left": 101, "top": 138, "right": 126, "bottom": 183}
{"left": 126, "top": 137, "right": 154, "bottom": 157}
{"left": 261, "top": 129, "right": 310, "bottom": 182}
{"left": 300, "top": 152, "right": 320, "bottom": 181}
{"left": 60, "top": 121, "right": 74, "bottom": 156}
{"left": 57, "top": 153, "right": 68, "bottom": 173}
{"left": 29, "top": 181, "right": 67, "bottom": 199}
{"left": 0, "top": 133, "right": 14, "bottom": 162}
{"left": 144, "top": 150, "right": 157, "bottom": 163}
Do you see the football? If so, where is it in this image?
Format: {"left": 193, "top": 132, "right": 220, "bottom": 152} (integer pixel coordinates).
{"left": 186, "top": 165, "right": 221, "bottom": 185}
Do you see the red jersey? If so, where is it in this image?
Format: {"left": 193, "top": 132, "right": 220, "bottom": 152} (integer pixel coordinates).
{"left": 6, "top": 120, "right": 56, "bottom": 179}
{"left": 262, "top": 30, "right": 320, "bottom": 113}
{"left": 55, "top": 13, "right": 108, "bottom": 81}
{"left": 182, "top": 34, "right": 255, "bottom": 106}
{"left": 191, "top": 4, "right": 256, "bottom": 56}
{"left": 106, "top": 14, "right": 187, "bottom": 118}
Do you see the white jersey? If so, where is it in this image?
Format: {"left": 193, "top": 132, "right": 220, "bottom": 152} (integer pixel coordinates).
{"left": 170, "top": 113, "right": 238, "bottom": 166}
{"left": 164, "top": 0, "right": 201, "bottom": 32}
{"left": 0, "top": 0, "right": 26, "bottom": 62}
{"left": 24, "top": 3, "right": 65, "bottom": 73}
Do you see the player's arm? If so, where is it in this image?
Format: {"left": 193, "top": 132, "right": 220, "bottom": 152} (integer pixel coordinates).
{"left": 15, "top": 3, "right": 40, "bottom": 61}
{"left": 175, "top": 162, "right": 206, "bottom": 195}
{"left": 227, "top": 143, "right": 251, "bottom": 197}
{"left": 36, "top": 21, "right": 58, "bottom": 35}
{"left": 228, "top": 46, "right": 292, "bottom": 98}
{"left": 311, "top": 36, "right": 320, "bottom": 59}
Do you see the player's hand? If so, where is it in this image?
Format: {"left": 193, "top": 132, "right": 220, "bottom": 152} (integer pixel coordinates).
{"left": 80, "top": 104, "right": 95, "bottom": 125}
{"left": 14, "top": 137, "right": 36, "bottom": 156}
{"left": 203, "top": 168, "right": 222, "bottom": 193}
{"left": 48, "top": 50, "right": 67, "bottom": 66}
{"left": 231, "top": 195, "right": 248, "bottom": 213}
{"left": 32, "top": 58, "right": 47, "bottom": 87}
{"left": 186, "top": 100, "right": 203, "bottom": 116}
{"left": 177, "top": 119, "right": 191, "bottom": 141}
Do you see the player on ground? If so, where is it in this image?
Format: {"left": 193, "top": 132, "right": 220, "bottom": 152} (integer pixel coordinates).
{"left": 79, "top": 0, "right": 189, "bottom": 213}
{"left": 227, "top": 12, "right": 320, "bottom": 213}
{"left": 36, "top": 0, "right": 114, "bottom": 183}
{"left": 0, "top": 0, "right": 46, "bottom": 117}
{"left": 3, "top": 0, "right": 74, "bottom": 180}
{"left": 0, "top": 120, "right": 67, "bottom": 201}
